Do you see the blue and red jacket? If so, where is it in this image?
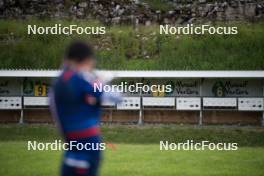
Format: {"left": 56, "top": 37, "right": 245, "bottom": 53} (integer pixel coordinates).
{"left": 50, "top": 67, "right": 104, "bottom": 142}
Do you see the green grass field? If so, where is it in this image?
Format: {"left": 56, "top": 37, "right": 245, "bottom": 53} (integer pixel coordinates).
{"left": 0, "top": 19, "right": 264, "bottom": 70}
{"left": 0, "top": 125, "right": 264, "bottom": 176}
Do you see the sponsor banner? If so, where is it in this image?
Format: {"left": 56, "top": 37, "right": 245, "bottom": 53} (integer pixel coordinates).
{"left": 0, "top": 78, "right": 21, "bottom": 96}
{"left": 1, "top": 78, "right": 262, "bottom": 97}
{"left": 0, "top": 78, "right": 51, "bottom": 97}
{"left": 114, "top": 79, "right": 200, "bottom": 97}
{"left": 202, "top": 79, "right": 263, "bottom": 97}
{"left": 23, "top": 78, "right": 51, "bottom": 97}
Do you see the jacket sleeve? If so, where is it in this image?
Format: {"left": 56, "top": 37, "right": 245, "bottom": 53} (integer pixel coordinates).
{"left": 79, "top": 75, "right": 103, "bottom": 99}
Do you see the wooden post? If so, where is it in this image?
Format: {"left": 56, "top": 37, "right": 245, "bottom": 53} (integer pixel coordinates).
{"left": 138, "top": 78, "right": 144, "bottom": 125}
{"left": 138, "top": 108, "right": 143, "bottom": 125}
{"left": 110, "top": 109, "right": 113, "bottom": 124}
{"left": 262, "top": 79, "right": 264, "bottom": 127}
{"left": 19, "top": 78, "right": 24, "bottom": 124}
{"left": 261, "top": 111, "right": 264, "bottom": 127}
{"left": 19, "top": 109, "right": 24, "bottom": 124}
{"left": 199, "top": 78, "right": 203, "bottom": 125}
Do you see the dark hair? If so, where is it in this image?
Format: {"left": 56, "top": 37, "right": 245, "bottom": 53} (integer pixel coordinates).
{"left": 65, "top": 40, "right": 94, "bottom": 62}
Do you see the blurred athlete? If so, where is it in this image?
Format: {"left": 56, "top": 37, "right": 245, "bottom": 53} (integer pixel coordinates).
{"left": 50, "top": 41, "right": 121, "bottom": 176}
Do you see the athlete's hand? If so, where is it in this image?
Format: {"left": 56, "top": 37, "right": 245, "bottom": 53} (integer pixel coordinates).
{"left": 85, "top": 94, "right": 97, "bottom": 105}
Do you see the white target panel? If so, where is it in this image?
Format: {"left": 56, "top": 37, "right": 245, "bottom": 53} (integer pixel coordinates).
{"left": 203, "top": 98, "right": 237, "bottom": 109}
{"left": 238, "top": 98, "right": 263, "bottom": 111}
{"left": 0, "top": 97, "right": 22, "bottom": 109}
{"left": 142, "top": 97, "right": 175, "bottom": 107}
{"left": 176, "top": 97, "right": 201, "bottom": 110}
{"left": 117, "top": 97, "right": 140, "bottom": 110}
{"left": 101, "top": 100, "right": 115, "bottom": 107}
{"left": 24, "top": 97, "right": 49, "bottom": 106}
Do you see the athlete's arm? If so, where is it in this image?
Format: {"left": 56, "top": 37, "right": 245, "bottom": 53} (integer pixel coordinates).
{"left": 79, "top": 73, "right": 122, "bottom": 105}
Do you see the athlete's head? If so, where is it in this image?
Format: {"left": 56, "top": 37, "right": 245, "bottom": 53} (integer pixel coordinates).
{"left": 64, "top": 40, "right": 95, "bottom": 71}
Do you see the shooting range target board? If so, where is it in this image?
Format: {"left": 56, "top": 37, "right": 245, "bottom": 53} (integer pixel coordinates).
{"left": 101, "top": 100, "right": 115, "bottom": 107}
{"left": 142, "top": 97, "right": 175, "bottom": 107}
{"left": 0, "top": 97, "right": 22, "bottom": 109}
{"left": 203, "top": 98, "right": 237, "bottom": 109}
{"left": 117, "top": 97, "right": 140, "bottom": 110}
{"left": 176, "top": 97, "right": 201, "bottom": 110}
{"left": 238, "top": 98, "right": 264, "bottom": 111}
{"left": 23, "top": 97, "right": 49, "bottom": 106}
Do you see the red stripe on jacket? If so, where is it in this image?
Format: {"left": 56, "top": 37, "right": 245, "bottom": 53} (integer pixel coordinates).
{"left": 63, "top": 70, "right": 74, "bottom": 82}
{"left": 66, "top": 126, "right": 100, "bottom": 140}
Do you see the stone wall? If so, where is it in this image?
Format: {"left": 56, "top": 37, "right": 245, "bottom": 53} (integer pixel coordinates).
{"left": 0, "top": 0, "right": 263, "bottom": 24}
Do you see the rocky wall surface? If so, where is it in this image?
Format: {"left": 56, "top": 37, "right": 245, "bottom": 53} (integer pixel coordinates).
{"left": 0, "top": 0, "right": 263, "bottom": 24}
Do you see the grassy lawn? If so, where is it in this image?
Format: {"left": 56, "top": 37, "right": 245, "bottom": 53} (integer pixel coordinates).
{"left": 1, "top": 124, "right": 264, "bottom": 146}
{"left": 0, "top": 19, "right": 264, "bottom": 70}
{"left": 0, "top": 142, "right": 264, "bottom": 176}
{"left": 0, "top": 125, "right": 264, "bottom": 175}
